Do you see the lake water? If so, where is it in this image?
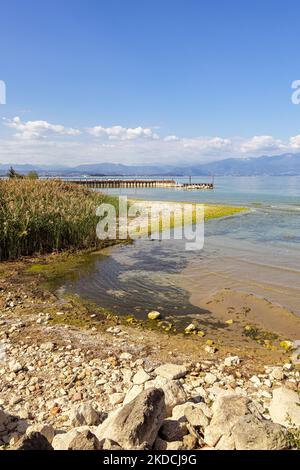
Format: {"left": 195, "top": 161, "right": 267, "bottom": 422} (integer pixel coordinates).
{"left": 60, "top": 176, "right": 300, "bottom": 321}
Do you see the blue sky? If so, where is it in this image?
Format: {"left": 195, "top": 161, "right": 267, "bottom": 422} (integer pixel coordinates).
{"left": 1, "top": 0, "right": 300, "bottom": 166}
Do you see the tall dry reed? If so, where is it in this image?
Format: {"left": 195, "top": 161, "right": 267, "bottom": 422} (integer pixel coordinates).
{"left": 0, "top": 179, "right": 119, "bottom": 261}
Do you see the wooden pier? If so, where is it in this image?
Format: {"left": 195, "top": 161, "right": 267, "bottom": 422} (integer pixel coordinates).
{"left": 70, "top": 179, "right": 213, "bottom": 190}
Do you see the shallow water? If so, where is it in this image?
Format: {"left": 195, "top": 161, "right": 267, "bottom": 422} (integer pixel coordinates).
{"left": 60, "top": 176, "right": 300, "bottom": 320}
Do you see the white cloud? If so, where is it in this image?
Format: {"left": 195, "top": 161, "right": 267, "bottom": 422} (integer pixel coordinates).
{"left": 1, "top": 116, "right": 300, "bottom": 166}
{"left": 4, "top": 116, "right": 81, "bottom": 140}
{"left": 87, "top": 125, "right": 159, "bottom": 141}
{"left": 289, "top": 135, "right": 300, "bottom": 149}
{"left": 164, "top": 135, "right": 180, "bottom": 142}
{"left": 239, "top": 135, "right": 285, "bottom": 153}
{"left": 182, "top": 136, "right": 232, "bottom": 152}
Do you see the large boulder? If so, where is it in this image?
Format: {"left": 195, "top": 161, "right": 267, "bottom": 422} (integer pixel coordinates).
{"left": 204, "top": 392, "right": 289, "bottom": 450}
{"left": 204, "top": 393, "right": 250, "bottom": 447}
{"left": 26, "top": 424, "right": 55, "bottom": 444}
{"left": 269, "top": 387, "right": 300, "bottom": 427}
{"left": 11, "top": 431, "right": 53, "bottom": 450}
{"left": 68, "top": 429, "right": 101, "bottom": 450}
{"left": 52, "top": 427, "right": 96, "bottom": 450}
{"left": 231, "top": 414, "right": 288, "bottom": 450}
{"left": 96, "top": 388, "right": 166, "bottom": 450}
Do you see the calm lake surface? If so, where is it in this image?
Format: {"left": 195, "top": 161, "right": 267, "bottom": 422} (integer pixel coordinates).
{"left": 60, "top": 176, "right": 300, "bottom": 320}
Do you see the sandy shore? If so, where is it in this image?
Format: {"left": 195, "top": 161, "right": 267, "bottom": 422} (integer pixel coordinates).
{"left": 180, "top": 265, "right": 300, "bottom": 347}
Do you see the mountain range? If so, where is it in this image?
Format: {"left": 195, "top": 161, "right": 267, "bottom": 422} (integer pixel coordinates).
{"left": 1, "top": 153, "right": 300, "bottom": 177}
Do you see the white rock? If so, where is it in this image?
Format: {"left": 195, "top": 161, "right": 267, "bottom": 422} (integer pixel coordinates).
{"left": 132, "top": 369, "right": 151, "bottom": 385}
{"left": 26, "top": 424, "right": 55, "bottom": 443}
{"left": 204, "top": 373, "right": 217, "bottom": 385}
{"left": 120, "top": 352, "right": 132, "bottom": 361}
{"left": 204, "top": 345, "right": 216, "bottom": 354}
{"left": 154, "top": 364, "right": 188, "bottom": 380}
{"left": 123, "top": 385, "right": 144, "bottom": 405}
{"left": 40, "top": 342, "right": 55, "bottom": 351}
{"left": 148, "top": 311, "right": 161, "bottom": 320}
{"left": 269, "top": 367, "right": 284, "bottom": 381}
{"left": 269, "top": 387, "right": 300, "bottom": 428}
{"left": 184, "top": 405, "right": 209, "bottom": 428}
{"left": 171, "top": 402, "right": 195, "bottom": 421}
{"left": 224, "top": 356, "right": 240, "bottom": 367}
{"left": 250, "top": 375, "right": 261, "bottom": 386}
{"left": 8, "top": 360, "right": 22, "bottom": 373}
{"left": 69, "top": 403, "right": 101, "bottom": 427}
{"left": 145, "top": 377, "right": 187, "bottom": 415}
{"left": 52, "top": 427, "right": 95, "bottom": 450}
{"left": 109, "top": 393, "right": 125, "bottom": 406}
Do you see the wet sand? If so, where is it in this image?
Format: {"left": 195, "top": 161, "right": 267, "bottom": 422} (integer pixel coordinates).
{"left": 181, "top": 261, "right": 300, "bottom": 342}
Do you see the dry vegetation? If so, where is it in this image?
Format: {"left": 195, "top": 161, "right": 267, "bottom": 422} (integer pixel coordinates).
{"left": 0, "top": 179, "right": 119, "bottom": 261}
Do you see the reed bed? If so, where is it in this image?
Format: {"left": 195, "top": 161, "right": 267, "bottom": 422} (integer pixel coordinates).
{"left": 0, "top": 179, "right": 119, "bottom": 261}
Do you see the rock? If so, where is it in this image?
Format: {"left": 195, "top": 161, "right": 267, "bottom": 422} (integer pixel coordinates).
{"left": 224, "top": 356, "right": 240, "bottom": 367}
{"left": 8, "top": 360, "right": 22, "bottom": 373}
{"left": 204, "top": 345, "right": 217, "bottom": 354}
{"left": 232, "top": 414, "right": 288, "bottom": 450}
{"left": 71, "top": 392, "right": 82, "bottom": 402}
{"left": 99, "top": 438, "right": 123, "bottom": 450}
{"left": 120, "top": 352, "right": 132, "bottom": 361}
{"left": 52, "top": 427, "right": 87, "bottom": 450}
{"left": 109, "top": 393, "right": 125, "bottom": 406}
{"left": 123, "top": 384, "right": 144, "bottom": 405}
{"left": 159, "top": 419, "right": 188, "bottom": 441}
{"left": 249, "top": 375, "right": 261, "bottom": 386}
{"left": 171, "top": 402, "right": 195, "bottom": 420}
{"left": 204, "top": 394, "right": 250, "bottom": 447}
{"left": 68, "top": 429, "right": 101, "bottom": 450}
{"left": 154, "top": 437, "right": 186, "bottom": 450}
{"left": 185, "top": 324, "right": 197, "bottom": 334}
{"left": 203, "top": 391, "right": 289, "bottom": 450}
{"left": 154, "top": 363, "right": 188, "bottom": 380}
{"left": 148, "top": 311, "right": 161, "bottom": 320}
{"left": 269, "top": 387, "right": 300, "bottom": 427}
{"left": 69, "top": 403, "right": 101, "bottom": 426}
{"left": 204, "top": 373, "right": 217, "bottom": 385}
{"left": 52, "top": 430, "right": 78, "bottom": 450}
{"left": 96, "top": 388, "right": 166, "bottom": 450}
{"left": 154, "top": 437, "right": 169, "bottom": 450}
{"left": 12, "top": 432, "right": 53, "bottom": 450}
{"left": 133, "top": 369, "right": 151, "bottom": 385}
{"left": 184, "top": 405, "right": 209, "bottom": 428}
{"left": 0, "top": 408, "right": 9, "bottom": 427}
{"left": 26, "top": 424, "right": 55, "bottom": 443}
{"left": 269, "top": 367, "right": 284, "bottom": 381}
{"left": 195, "top": 402, "right": 213, "bottom": 419}
{"left": 183, "top": 434, "right": 198, "bottom": 450}
{"left": 40, "top": 342, "right": 55, "bottom": 351}
{"left": 145, "top": 377, "right": 187, "bottom": 415}
{"left": 215, "top": 433, "right": 235, "bottom": 450}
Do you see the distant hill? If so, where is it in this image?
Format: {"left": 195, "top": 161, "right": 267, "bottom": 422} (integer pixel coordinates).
{"left": 1, "top": 153, "right": 300, "bottom": 177}
{"left": 189, "top": 153, "right": 300, "bottom": 176}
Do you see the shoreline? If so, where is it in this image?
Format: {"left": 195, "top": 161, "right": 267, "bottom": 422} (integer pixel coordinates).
{"left": 0, "top": 252, "right": 300, "bottom": 450}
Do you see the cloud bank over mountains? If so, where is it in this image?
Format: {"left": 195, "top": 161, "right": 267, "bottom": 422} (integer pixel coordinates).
{"left": 1, "top": 116, "right": 300, "bottom": 166}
